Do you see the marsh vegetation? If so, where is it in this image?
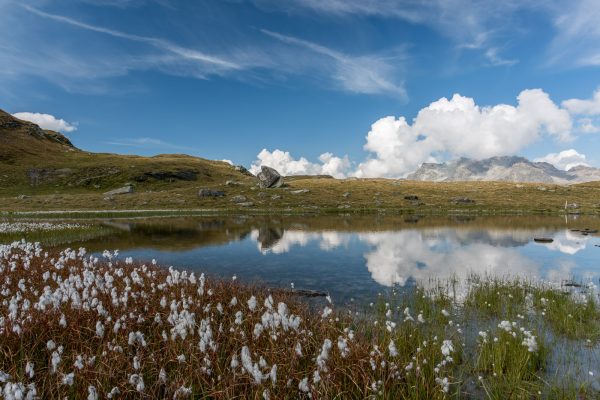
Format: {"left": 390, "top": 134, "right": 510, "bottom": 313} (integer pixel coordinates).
{"left": 0, "top": 241, "right": 598, "bottom": 399}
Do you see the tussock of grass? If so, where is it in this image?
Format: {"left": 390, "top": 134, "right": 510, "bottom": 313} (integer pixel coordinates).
{"left": 532, "top": 287, "right": 600, "bottom": 341}
{"left": 464, "top": 276, "right": 530, "bottom": 318}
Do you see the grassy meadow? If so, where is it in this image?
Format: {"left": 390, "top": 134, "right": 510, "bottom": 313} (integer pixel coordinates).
{"left": 3, "top": 177, "right": 600, "bottom": 216}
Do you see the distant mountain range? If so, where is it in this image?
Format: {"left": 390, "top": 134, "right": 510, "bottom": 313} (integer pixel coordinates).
{"left": 407, "top": 156, "right": 600, "bottom": 184}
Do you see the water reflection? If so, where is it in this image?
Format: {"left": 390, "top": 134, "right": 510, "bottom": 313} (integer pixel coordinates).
{"left": 68, "top": 215, "right": 600, "bottom": 302}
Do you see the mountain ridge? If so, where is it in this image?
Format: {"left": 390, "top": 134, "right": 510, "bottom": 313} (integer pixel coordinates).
{"left": 407, "top": 156, "right": 600, "bottom": 184}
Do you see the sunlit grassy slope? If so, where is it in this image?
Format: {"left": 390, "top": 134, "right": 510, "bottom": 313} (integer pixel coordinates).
{"left": 2, "top": 108, "right": 600, "bottom": 214}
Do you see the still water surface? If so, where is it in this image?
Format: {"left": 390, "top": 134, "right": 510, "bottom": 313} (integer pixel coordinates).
{"left": 64, "top": 215, "right": 600, "bottom": 304}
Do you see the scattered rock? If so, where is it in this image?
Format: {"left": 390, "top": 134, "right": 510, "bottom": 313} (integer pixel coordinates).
{"left": 16, "top": 194, "right": 30, "bottom": 200}
{"left": 536, "top": 186, "right": 547, "bottom": 191}
{"left": 451, "top": 197, "right": 475, "bottom": 204}
{"left": 103, "top": 196, "right": 114, "bottom": 202}
{"left": 237, "top": 202, "right": 254, "bottom": 207}
{"left": 234, "top": 165, "right": 254, "bottom": 177}
{"left": 226, "top": 180, "right": 240, "bottom": 186}
{"left": 342, "top": 192, "right": 351, "bottom": 198}
{"left": 103, "top": 185, "right": 134, "bottom": 196}
{"left": 291, "top": 189, "right": 310, "bottom": 195}
{"left": 198, "top": 189, "right": 225, "bottom": 198}
{"left": 337, "top": 203, "right": 351, "bottom": 209}
{"left": 231, "top": 195, "right": 248, "bottom": 203}
{"left": 257, "top": 166, "right": 283, "bottom": 188}
{"left": 565, "top": 202, "right": 580, "bottom": 209}
{"left": 271, "top": 195, "right": 281, "bottom": 200}
{"left": 404, "top": 195, "right": 419, "bottom": 201}
{"left": 257, "top": 192, "right": 268, "bottom": 198}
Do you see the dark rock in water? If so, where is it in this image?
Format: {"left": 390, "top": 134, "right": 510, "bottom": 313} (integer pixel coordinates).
{"left": 257, "top": 166, "right": 283, "bottom": 188}
{"left": 404, "top": 195, "right": 419, "bottom": 201}
{"left": 135, "top": 170, "right": 197, "bottom": 182}
{"left": 289, "top": 289, "right": 327, "bottom": 297}
{"left": 451, "top": 197, "right": 475, "bottom": 204}
{"left": 534, "top": 237, "right": 553, "bottom": 243}
{"left": 198, "top": 189, "right": 225, "bottom": 198}
{"left": 103, "top": 185, "right": 134, "bottom": 196}
{"left": 231, "top": 195, "right": 248, "bottom": 203}
{"left": 562, "top": 281, "right": 582, "bottom": 288}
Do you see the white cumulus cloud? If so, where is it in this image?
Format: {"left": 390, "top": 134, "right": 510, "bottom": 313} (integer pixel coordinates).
{"left": 12, "top": 112, "right": 77, "bottom": 133}
{"left": 250, "top": 149, "right": 351, "bottom": 178}
{"left": 251, "top": 89, "right": 575, "bottom": 178}
{"left": 355, "top": 89, "right": 572, "bottom": 177}
{"left": 534, "top": 149, "right": 588, "bottom": 171}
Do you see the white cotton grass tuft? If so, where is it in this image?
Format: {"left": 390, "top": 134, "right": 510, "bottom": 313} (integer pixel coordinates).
{"left": 441, "top": 340, "right": 454, "bottom": 356}
{"left": 388, "top": 340, "right": 398, "bottom": 357}
{"left": 247, "top": 296, "right": 257, "bottom": 311}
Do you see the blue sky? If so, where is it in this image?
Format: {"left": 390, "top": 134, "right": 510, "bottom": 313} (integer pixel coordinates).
{"left": 2, "top": 0, "right": 600, "bottom": 177}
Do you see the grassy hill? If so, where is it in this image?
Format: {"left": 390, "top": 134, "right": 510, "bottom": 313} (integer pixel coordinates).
{"left": 0, "top": 109, "right": 253, "bottom": 194}
{"left": 2, "top": 108, "right": 600, "bottom": 215}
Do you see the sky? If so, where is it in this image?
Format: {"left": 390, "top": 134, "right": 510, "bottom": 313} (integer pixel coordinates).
{"left": 2, "top": 0, "right": 600, "bottom": 177}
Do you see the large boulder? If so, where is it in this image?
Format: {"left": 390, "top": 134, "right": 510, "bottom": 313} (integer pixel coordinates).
{"left": 257, "top": 166, "right": 283, "bottom": 189}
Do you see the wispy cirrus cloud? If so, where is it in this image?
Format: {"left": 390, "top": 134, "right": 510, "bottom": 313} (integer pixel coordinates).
{"left": 21, "top": 4, "right": 243, "bottom": 72}
{"left": 2, "top": 2, "right": 409, "bottom": 98}
{"left": 261, "top": 29, "right": 407, "bottom": 98}
{"left": 547, "top": 0, "right": 600, "bottom": 67}
{"left": 255, "top": 0, "right": 524, "bottom": 67}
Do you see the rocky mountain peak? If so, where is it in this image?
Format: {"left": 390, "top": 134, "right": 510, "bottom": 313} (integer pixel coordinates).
{"left": 407, "top": 156, "right": 600, "bottom": 184}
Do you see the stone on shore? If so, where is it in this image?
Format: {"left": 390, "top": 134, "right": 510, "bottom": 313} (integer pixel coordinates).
{"left": 103, "top": 185, "right": 134, "bottom": 196}
{"left": 198, "top": 189, "right": 225, "bottom": 198}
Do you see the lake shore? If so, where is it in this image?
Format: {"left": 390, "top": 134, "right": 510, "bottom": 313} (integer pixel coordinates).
{"left": 3, "top": 179, "right": 600, "bottom": 217}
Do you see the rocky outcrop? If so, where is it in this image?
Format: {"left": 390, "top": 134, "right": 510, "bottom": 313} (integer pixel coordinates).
{"left": 407, "top": 156, "right": 600, "bottom": 184}
{"left": 0, "top": 110, "right": 75, "bottom": 148}
{"left": 257, "top": 166, "right": 283, "bottom": 188}
{"left": 135, "top": 170, "right": 197, "bottom": 182}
